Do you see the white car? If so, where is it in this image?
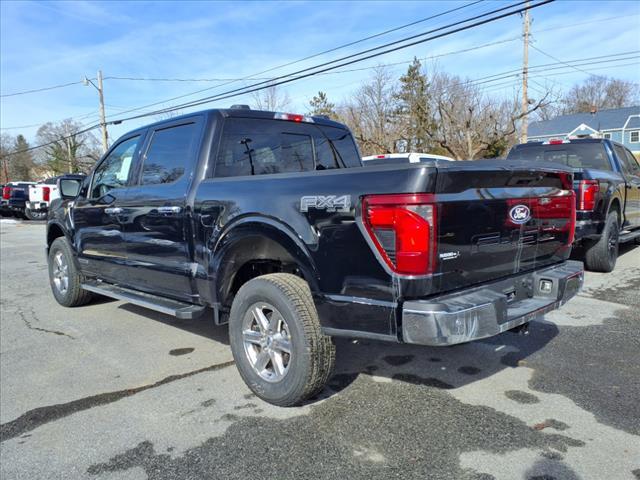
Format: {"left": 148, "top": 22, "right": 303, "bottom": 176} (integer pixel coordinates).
{"left": 362, "top": 153, "right": 455, "bottom": 165}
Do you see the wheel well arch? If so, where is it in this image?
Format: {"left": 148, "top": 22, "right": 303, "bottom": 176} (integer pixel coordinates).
{"left": 212, "top": 222, "right": 318, "bottom": 310}
{"left": 608, "top": 197, "right": 621, "bottom": 222}
{"left": 47, "top": 223, "right": 66, "bottom": 247}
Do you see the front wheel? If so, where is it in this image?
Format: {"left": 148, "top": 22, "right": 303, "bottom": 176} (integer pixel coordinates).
{"left": 48, "top": 237, "right": 93, "bottom": 307}
{"left": 584, "top": 213, "right": 619, "bottom": 273}
{"left": 229, "top": 273, "right": 335, "bottom": 406}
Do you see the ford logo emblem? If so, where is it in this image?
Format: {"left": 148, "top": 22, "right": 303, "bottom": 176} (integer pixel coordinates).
{"left": 509, "top": 204, "right": 531, "bottom": 224}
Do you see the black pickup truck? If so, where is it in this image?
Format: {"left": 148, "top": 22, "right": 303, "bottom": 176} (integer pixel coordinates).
{"left": 47, "top": 107, "right": 583, "bottom": 405}
{"left": 1, "top": 182, "right": 35, "bottom": 218}
{"left": 507, "top": 138, "right": 640, "bottom": 272}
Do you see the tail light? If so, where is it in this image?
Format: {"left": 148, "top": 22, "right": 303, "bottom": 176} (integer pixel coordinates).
{"left": 2, "top": 186, "right": 11, "bottom": 200}
{"left": 362, "top": 194, "right": 437, "bottom": 276}
{"left": 42, "top": 186, "right": 50, "bottom": 202}
{"left": 577, "top": 180, "right": 599, "bottom": 211}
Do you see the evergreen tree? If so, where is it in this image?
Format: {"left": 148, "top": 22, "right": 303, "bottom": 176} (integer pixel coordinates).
{"left": 308, "top": 91, "right": 337, "bottom": 117}
{"left": 394, "top": 58, "right": 434, "bottom": 152}
{"left": 9, "top": 135, "right": 34, "bottom": 180}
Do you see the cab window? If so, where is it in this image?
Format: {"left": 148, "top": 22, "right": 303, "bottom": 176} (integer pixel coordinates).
{"left": 90, "top": 136, "right": 139, "bottom": 198}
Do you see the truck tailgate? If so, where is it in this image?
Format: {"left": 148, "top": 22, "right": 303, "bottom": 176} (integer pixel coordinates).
{"left": 432, "top": 162, "right": 575, "bottom": 293}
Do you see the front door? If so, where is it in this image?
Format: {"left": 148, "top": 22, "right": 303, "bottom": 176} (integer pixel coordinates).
{"left": 119, "top": 117, "right": 204, "bottom": 301}
{"left": 73, "top": 134, "right": 143, "bottom": 283}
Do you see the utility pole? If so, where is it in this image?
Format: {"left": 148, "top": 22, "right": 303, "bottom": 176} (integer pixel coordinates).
{"left": 83, "top": 70, "right": 109, "bottom": 153}
{"left": 520, "top": 1, "right": 530, "bottom": 144}
{"left": 97, "top": 70, "right": 109, "bottom": 153}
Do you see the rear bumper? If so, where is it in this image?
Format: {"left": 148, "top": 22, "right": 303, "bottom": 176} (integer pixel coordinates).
{"left": 402, "top": 260, "right": 584, "bottom": 346}
{"left": 26, "top": 201, "right": 48, "bottom": 211}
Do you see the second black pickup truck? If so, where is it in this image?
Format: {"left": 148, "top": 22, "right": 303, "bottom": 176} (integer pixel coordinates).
{"left": 507, "top": 138, "right": 640, "bottom": 272}
{"left": 47, "top": 107, "right": 583, "bottom": 405}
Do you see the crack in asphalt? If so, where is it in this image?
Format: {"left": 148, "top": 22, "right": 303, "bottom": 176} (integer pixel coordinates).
{"left": 14, "top": 305, "right": 75, "bottom": 340}
{"left": 0, "top": 360, "right": 235, "bottom": 443}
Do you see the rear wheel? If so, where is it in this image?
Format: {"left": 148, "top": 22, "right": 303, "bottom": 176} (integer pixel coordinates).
{"left": 584, "top": 213, "right": 619, "bottom": 273}
{"left": 25, "top": 208, "right": 47, "bottom": 221}
{"left": 48, "top": 237, "right": 93, "bottom": 307}
{"left": 229, "top": 273, "right": 335, "bottom": 406}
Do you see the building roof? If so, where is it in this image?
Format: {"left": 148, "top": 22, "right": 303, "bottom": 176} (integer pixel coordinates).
{"left": 528, "top": 106, "right": 640, "bottom": 137}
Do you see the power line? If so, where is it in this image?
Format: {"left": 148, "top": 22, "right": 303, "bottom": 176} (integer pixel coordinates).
{"left": 113, "top": 0, "right": 552, "bottom": 122}
{"left": 79, "top": 1, "right": 494, "bottom": 121}
{"left": 0, "top": 0, "right": 552, "bottom": 159}
{"left": 0, "top": 80, "right": 92, "bottom": 98}
{"left": 105, "top": 76, "right": 276, "bottom": 82}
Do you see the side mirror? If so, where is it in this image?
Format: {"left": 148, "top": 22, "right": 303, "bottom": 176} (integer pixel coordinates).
{"left": 59, "top": 178, "right": 82, "bottom": 199}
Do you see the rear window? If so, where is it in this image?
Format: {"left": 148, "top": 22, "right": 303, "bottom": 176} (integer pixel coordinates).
{"left": 214, "top": 118, "right": 360, "bottom": 178}
{"left": 507, "top": 143, "right": 612, "bottom": 171}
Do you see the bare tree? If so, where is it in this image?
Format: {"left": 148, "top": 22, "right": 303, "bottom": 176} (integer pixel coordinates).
{"left": 251, "top": 83, "right": 291, "bottom": 111}
{"left": 562, "top": 77, "right": 640, "bottom": 113}
{"left": 427, "top": 70, "right": 549, "bottom": 159}
{"left": 338, "top": 66, "right": 400, "bottom": 156}
{"left": 35, "top": 119, "right": 102, "bottom": 174}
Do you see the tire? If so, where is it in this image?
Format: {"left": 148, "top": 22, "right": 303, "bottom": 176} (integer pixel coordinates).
{"left": 584, "top": 213, "right": 620, "bottom": 273}
{"left": 48, "top": 237, "right": 93, "bottom": 307}
{"left": 229, "top": 273, "right": 335, "bottom": 407}
{"left": 24, "top": 208, "right": 47, "bottom": 221}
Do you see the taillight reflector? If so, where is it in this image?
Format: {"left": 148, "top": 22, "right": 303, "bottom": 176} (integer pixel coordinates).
{"left": 42, "top": 186, "right": 50, "bottom": 202}
{"left": 577, "top": 180, "right": 599, "bottom": 210}
{"left": 362, "top": 194, "right": 437, "bottom": 276}
{"left": 2, "top": 186, "right": 11, "bottom": 200}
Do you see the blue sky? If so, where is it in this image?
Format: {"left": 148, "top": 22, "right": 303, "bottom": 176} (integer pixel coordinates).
{"left": 1, "top": 0, "right": 639, "bottom": 144}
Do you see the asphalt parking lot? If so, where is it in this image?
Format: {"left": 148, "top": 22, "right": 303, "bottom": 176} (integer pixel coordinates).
{"left": 1, "top": 219, "right": 639, "bottom": 480}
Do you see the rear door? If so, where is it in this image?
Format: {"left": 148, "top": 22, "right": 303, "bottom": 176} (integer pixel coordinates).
{"left": 617, "top": 146, "right": 640, "bottom": 228}
{"left": 119, "top": 116, "right": 204, "bottom": 301}
{"left": 72, "top": 134, "right": 143, "bottom": 282}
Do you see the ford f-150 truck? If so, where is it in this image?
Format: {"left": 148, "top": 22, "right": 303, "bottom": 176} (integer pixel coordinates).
{"left": 507, "top": 138, "right": 640, "bottom": 272}
{"left": 47, "top": 107, "right": 583, "bottom": 406}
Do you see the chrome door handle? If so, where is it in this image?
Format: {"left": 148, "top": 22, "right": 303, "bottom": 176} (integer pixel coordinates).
{"left": 157, "top": 206, "right": 182, "bottom": 214}
{"left": 104, "top": 207, "right": 123, "bottom": 215}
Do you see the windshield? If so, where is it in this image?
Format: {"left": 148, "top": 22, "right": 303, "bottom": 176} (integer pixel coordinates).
{"left": 507, "top": 143, "right": 612, "bottom": 171}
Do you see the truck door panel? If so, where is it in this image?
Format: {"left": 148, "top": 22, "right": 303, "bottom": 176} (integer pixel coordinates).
{"left": 72, "top": 135, "right": 142, "bottom": 282}
{"left": 119, "top": 117, "right": 204, "bottom": 301}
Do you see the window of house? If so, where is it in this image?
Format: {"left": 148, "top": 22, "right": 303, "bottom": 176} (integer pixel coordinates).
{"left": 630, "top": 130, "right": 639, "bottom": 143}
{"left": 91, "top": 136, "right": 140, "bottom": 198}
{"left": 141, "top": 122, "right": 200, "bottom": 185}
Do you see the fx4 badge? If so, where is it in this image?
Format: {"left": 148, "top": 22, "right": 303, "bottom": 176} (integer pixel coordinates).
{"left": 300, "top": 195, "right": 351, "bottom": 213}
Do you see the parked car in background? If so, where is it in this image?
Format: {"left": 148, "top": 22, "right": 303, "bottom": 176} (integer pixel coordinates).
{"left": 362, "top": 152, "right": 455, "bottom": 165}
{"left": 46, "top": 107, "right": 582, "bottom": 406}
{"left": 27, "top": 174, "right": 85, "bottom": 220}
{"left": 507, "top": 138, "right": 640, "bottom": 272}
{"left": 1, "top": 182, "right": 36, "bottom": 218}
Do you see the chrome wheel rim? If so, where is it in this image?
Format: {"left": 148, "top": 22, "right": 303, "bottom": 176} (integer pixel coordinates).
{"left": 52, "top": 251, "right": 69, "bottom": 295}
{"left": 242, "top": 302, "right": 292, "bottom": 383}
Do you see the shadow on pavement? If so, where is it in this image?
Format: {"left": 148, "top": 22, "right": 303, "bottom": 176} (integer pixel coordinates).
{"left": 316, "top": 319, "right": 559, "bottom": 401}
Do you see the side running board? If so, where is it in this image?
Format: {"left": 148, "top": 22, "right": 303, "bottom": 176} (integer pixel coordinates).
{"left": 81, "top": 281, "right": 206, "bottom": 319}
